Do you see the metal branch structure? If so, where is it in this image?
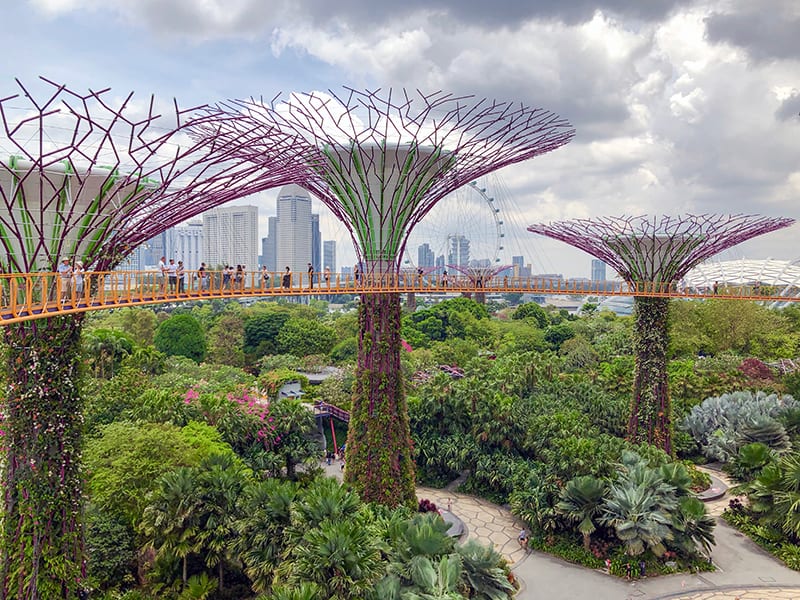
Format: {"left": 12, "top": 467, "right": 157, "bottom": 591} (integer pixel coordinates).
{"left": 448, "top": 264, "right": 512, "bottom": 303}
{"left": 528, "top": 214, "right": 795, "bottom": 453}
{"left": 0, "top": 78, "right": 302, "bottom": 599}
{"left": 194, "top": 88, "right": 574, "bottom": 506}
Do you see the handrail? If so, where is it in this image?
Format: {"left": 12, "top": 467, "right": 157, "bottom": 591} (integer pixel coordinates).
{"left": 0, "top": 269, "right": 794, "bottom": 325}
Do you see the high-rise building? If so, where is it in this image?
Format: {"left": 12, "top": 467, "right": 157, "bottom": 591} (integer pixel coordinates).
{"left": 203, "top": 205, "right": 259, "bottom": 270}
{"left": 170, "top": 222, "right": 203, "bottom": 271}
{"left": 512, "top": 255, "right": 524, "bottom": 276}
{"left": 262, "top": 216, "right": 278, "bottom": 272}
{"left": 323, "top": 240, "right": 337, "bottom": 273}
{"left": 448, "top": 235, "right": 470, "bottom": 267}
{"left": 418, "top": 243, "right": 434, "bottom": 268}
{"left": 311, "top": 214, "right": 321, "bottom": 273}
{"left": 275, "top": 184, "right": 313, "bottom": 274}
{"left": 591, "top": 259, "right": 607, "bottom": 282}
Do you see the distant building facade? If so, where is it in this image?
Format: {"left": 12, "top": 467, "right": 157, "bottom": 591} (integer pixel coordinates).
{"left": 275, "top": 184, "right": 313, "bottom": 274}
{"left": 323, "top": 240, "right": 337, "bottom": 273}
{"left": 203, "top": 205, "right": 259, "bottom": 269}
{"left": 591, "top": 259, "right": 607, "bottom": 282}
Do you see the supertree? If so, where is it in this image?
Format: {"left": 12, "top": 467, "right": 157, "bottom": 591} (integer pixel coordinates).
{"left": 193, "top": 89, "right": 574, "bottom": 506}
{"left": 0, "top": 78, "right": 301, "bottom": 598}
{"left": 528, "top": 214, "right": 794, "bottom": 453}
{"left": 448, "top": 264, "right": 511, "bottom": 303}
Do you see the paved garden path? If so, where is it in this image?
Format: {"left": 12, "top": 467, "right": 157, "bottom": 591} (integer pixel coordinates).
{"left": 319, "top": 460, "right": 800, "bottom": 599}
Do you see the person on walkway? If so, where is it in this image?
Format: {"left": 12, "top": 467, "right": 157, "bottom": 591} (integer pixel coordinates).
{"left": 58, "top": 257, "right": 73, "bottom": 302}
{"left": 517, "top": 528, "right": 529, "bottom": 550}
{"left": 73, "top": 260, "right": 85, "bottom": 298}
{"left": 442, "top": 269, "right": 448, "bottom": 287}
{"left": 158, "top": 256, "right": 167, "bottom": 294}
{"left": 166, "top": 258, "right": 178, "bottom": 294}
{"left": 282, "top": 266, "right": 292, "bottom": 290}
{"left": 198, "top": 262, "right": 209, "bottom": 291}
{"left": 354, "top": 265, "right": 360, "bottom": 286}
{"left": 222, "top": 265, "right": 232, "bottom": 291}
{"left": 176, "top": 260, "right": 185, "bottom": 293}
{"left": 713, "top": 280, "right": 719, "bottom": 295}
{"left": 324, "top": 266, "right": 331, "bottom": 287}
{"left": 235, "top": 264, "right": 244, "bottom": 291}
{"left": 307, "top": 262, "right": 314, "bottom": 290}
{"left": 261, "top": 265, "right": 270, "bottom": 289}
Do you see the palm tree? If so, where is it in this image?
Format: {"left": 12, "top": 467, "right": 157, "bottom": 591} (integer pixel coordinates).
{"left": 600, "top": 480, "right": 676, "bottom": 556}
{"left": 195, "top": 454, "right": 249, "bottom": 591}
{"left": 140, "top": 467, "right": 202, "bottom": 588}
{"left": 556, "top": 475, "right": 606, "bottom": 551}
{"left": 278, "top": 518, "right": 384, "bottom": 600}
{"left": 774, "top": 452, "right": 800, "bottom": 540}
{"left": 457, "top": 540, "right": 516, "bottom": 600}
{"left": 234, "top": 479, "right": 299, "bottom": 593}
{"left": 671, "top": 497, "right": 716, "bottom": 556}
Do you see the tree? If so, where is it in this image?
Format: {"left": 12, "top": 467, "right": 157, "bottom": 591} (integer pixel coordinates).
{"left": 207, "top": 313, "right": 245, "bottom": 367}
{"left": 84, "top": 328, "right": 134, "bottom": 378}
{"left": 244, "top": 309, "right": 292, "bottom": 357}
{"left": 512, "top": 302, "right": 549, "bottom": 328}
{"left": 556, "top": 475, "right": 607, "bottom": 551}
{"left": 277, "top": 317, "right": 338, "bottom": 357}
{"left": 155, "top": 314, "right": 207, "bottom": 363}
{"left": 140, "top": 467, "right": 203, "bottom": 588}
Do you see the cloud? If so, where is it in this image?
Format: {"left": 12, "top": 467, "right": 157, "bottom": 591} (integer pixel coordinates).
{"left": 775, "top": 90, "right": 800, "bottom": 121}
{"left": 705, "top": 2, "right": 800, "bottom": 61}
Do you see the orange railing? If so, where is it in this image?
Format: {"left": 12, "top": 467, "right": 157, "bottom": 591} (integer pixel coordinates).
{"left": 0, "top": 269, "right": 791, "bottom": 325}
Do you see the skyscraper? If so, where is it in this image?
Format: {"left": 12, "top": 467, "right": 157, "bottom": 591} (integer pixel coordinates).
{"left": 448, "top": 235, "right": 470, "bottom": 267}
{"left": 512, "top": 255, "right": 524, "bottom": 276}
{"left": 275, "top": 184, "right": 313, "bottom": 274}
{"left": 323, "top": 240, "right": 337, "bottom": 273}
{"left": 591, "top": 259, "right": 607, "bottom": 282}
{"left": 417, "top": 243, "right": 434, "bottom": 268}
{"left": 170, "top": 222, "right": 203, "bottom": 271}
{"left": 203, "top": 205, "right": 259, "bottom": 269}
{"left": 311, "top": 214, "right": 321, "bottom": 273}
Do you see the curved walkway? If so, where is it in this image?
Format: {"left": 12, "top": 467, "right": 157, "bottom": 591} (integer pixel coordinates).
{"left": 319, "top": 461, "right": 800, "bottom": 599}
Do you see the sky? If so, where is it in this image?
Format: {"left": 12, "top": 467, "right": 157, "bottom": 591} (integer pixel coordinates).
{"left": 2, "top": 0, "right": 799, "bottom": 278}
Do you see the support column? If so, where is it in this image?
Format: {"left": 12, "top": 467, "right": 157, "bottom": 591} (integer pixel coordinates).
{"left": 1, "top": 315, "right": 85, "bottom": 599}
{"left": 628, "top": 296, "right": 672, "bottom": 454}
{"left": 345, "top": 292, "right": 416, "bottom": 507}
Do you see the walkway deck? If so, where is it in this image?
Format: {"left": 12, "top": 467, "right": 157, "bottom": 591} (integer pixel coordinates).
{"left": 0, "top": 269, "right": 793, "bottom": 324}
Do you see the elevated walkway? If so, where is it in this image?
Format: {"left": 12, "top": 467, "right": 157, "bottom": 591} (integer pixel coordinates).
{"left": 0, "top": 269, "right": 792, "bottom": 325}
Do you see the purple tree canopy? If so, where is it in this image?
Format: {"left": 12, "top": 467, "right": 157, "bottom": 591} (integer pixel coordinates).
{"left": 528, "top": 214, "right": 795, "bottom": 283}
{"left": 0, "top": 78, "right": 302, "bottom": 272}
{"left": 192, "top": 88, "right": 574, "bottom": 270}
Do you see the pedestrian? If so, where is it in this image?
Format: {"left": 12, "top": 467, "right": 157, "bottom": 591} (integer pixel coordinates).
{"left": 167, "top": 258, "right": 178, "bottom": 293}
{"left": 354, "top": 265, "right": 360, "bottom": 285}
{"left": 625, "top": 563, "right": 632, "bottom": 580}
{"left": 442, "top": 269, "right": 448, "bottom": 287}
{"left": 604, "top": 558, "right": 611, "bottom": 572}
{"left": 307, "top": 262, "right": 314, "bottom": 289}
{"left": 517, "top": 528, "right": 529, "bottom": 550}
{"left": 58, "top": 257, "right": 73, "bottom": 302}
{"left": 235, "top": 265, "right": 243, "bottom": 291}
{"left": 282, "top": 266, "right": 292, "bottom": 290}
{"left": 158, "top": 255, "right": 167, "bottom": 293}
{"left": 222, "top": 265, "right": 232, "bottom": 290}
{"left": 326, "top": 450, "right": 332, "bottom": 466}
{"left": 198, "top": 262, "right": 209, "bottom": 291}
{"left": 176, "top": 260, "right": 185, "bottom": 293}
{"left": 639, "top": 560, "right": 646, "bottom": 578}
{"left": 73, "top": 260, "right": 85, "bottom": 297}
{"left": 261, "top": 265, "right": 270, "bottom": 289}
{"left": 712, "top": 280, "right": 719, "bottom": 295}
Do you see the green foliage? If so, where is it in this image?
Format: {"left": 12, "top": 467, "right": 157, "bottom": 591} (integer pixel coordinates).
{"left": 206, "top": 313, "right": 245, "bottom": 367}
{"left": 543, "top": 322, "right": 575, "bottom": 350}
{"left": 512, "top": 302, "right": 549, "bottom": 327}
{"left": 154, "top": 314, "right": 207, "bottom": 363}
{"left": 277, "top": 317, "right": 337, "bottom": 356}
{"left": 682, "top": 391, "right": 798, "bottom": 462}
{"left": 85, "top": 509, "right": 137, "bottom": 591}
{"left": 84, "top": 328, "right": 135, "bottom": 378}
{"left": 556, "top": 475, "right": 607, "bottom": 550}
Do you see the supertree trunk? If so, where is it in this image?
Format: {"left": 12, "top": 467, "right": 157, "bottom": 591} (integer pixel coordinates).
{"left": 1, "top": 315, "right": 85, "bottom": 600}
{"left": 628, "top": 297, "right": 671, "bottom": 454}
{"left": 345, "top": 292, "right": 416, "bottom": 507}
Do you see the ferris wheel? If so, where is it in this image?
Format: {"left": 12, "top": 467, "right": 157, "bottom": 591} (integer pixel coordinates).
{"left": 403, "top": 180, "right": 506, "bottom": 270}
